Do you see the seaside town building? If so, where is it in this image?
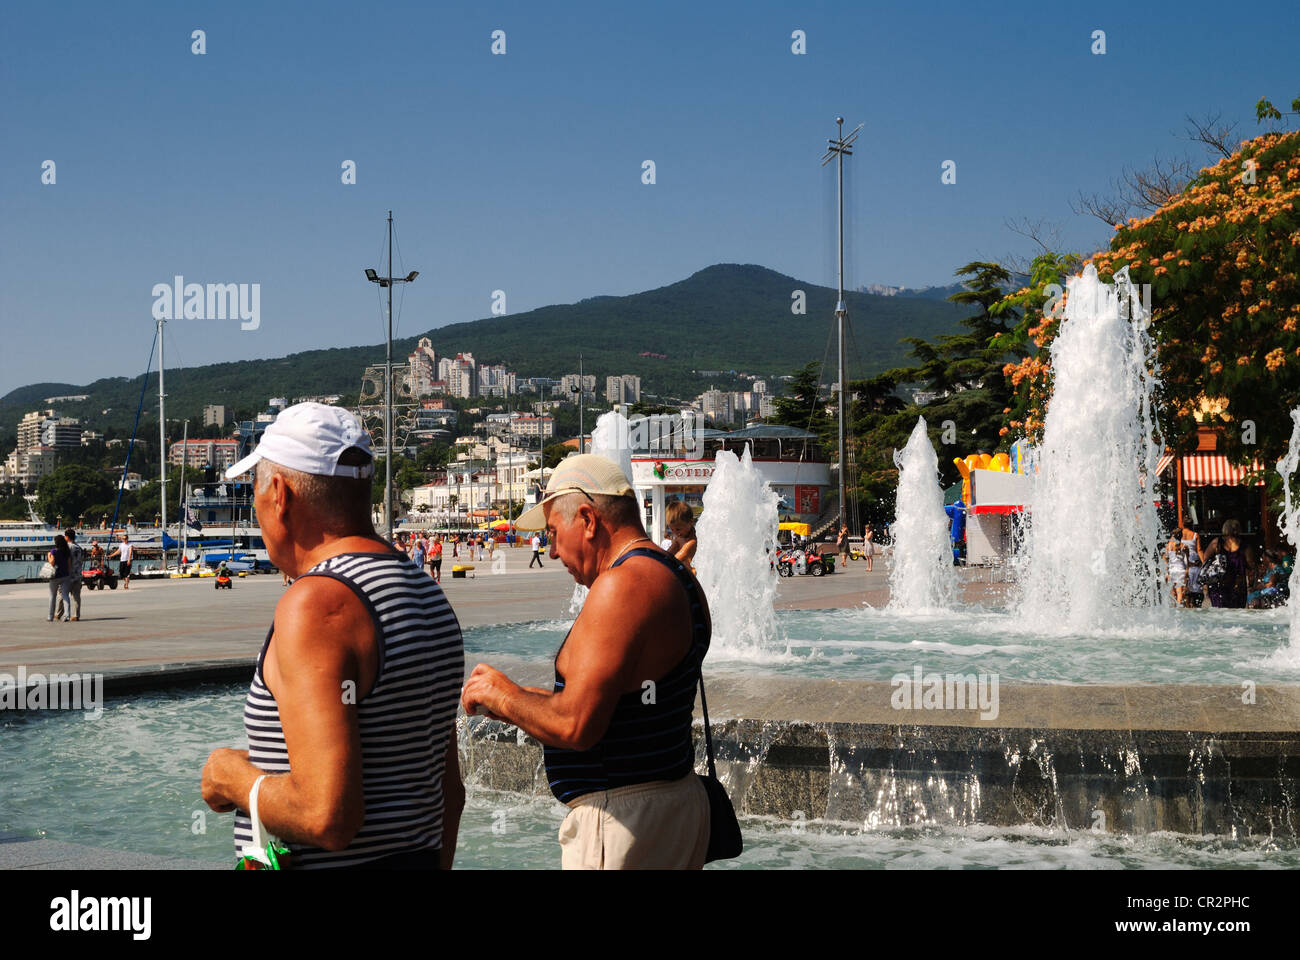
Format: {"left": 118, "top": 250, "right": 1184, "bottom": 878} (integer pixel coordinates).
{"left": 168, "top": 438, "right": 240, "bottom": 471}
{"left": 606, "top": 374, "right": 642, "bottom": 405}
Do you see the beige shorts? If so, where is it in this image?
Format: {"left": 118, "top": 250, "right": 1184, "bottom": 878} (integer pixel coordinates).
{"left": 558, "top": 774, "right": 711, "bottom": 870}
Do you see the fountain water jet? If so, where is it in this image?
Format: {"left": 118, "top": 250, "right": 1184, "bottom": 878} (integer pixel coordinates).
{"left": 888, "top": 417, "right": 957, "bottom": 611}
{"left": 566, "top": 411, "right": 637, "bottom": 615}
{"left": 1018, "top": 264, "right": 1165, "bottom": 632}
{"left": 1274, "top": 407, "right": 1300, "bottom": 663}
{"left": 695, "top": 446, "right": 784, "bottom": 658}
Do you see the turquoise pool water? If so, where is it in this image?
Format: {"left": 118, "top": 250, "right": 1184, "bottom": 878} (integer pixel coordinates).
{"left": 2, "top": 680, "right": 1298, "bottom": 869}
{"left": 463, "top": 607, "right": 1300, "bottom": 685}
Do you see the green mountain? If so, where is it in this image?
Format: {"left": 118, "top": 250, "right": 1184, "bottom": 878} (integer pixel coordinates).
{"left": 1, "top": 263, "right": 973, "bottom": 444}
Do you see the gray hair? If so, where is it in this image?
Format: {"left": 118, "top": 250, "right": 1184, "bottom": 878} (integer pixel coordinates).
{"left": 256, "top": 447, "right": 373, "bottom": 530}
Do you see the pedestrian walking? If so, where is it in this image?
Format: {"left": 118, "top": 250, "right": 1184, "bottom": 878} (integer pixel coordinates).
{"left": 529, "top": 532, "right": 544, "bottom": 568}
{"left": 117, "top": 534, "right": 134, "bottom": 589}
{"left": 430, "top": 536, "right": 444, "bottom": 583}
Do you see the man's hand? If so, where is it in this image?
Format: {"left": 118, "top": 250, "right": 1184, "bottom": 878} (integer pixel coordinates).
{"left": 201, "top": 748, "right": 250, "bottom": 812}
{"left": 461, "top": 663, "right": 519, "bottom": 721}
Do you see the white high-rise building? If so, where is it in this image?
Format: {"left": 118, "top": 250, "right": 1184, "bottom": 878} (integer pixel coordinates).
{"left": 605, "top": 374, "right": 642, "bottom": 405}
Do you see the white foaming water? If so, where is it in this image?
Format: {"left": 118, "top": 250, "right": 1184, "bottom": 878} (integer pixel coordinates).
{"left": 1273, "top": 406, "right": 1300, "bottom": 666}
{"left": 1018, "top": 265, "right": 1165, "bottom": 632}
{"left": 589, "top": 411, "right": 634, "bottom": 486}
{"left": 566, "top": 410, "right": 635, "bottom": 617}
{"left": 695, "top": 446, "right": 784, "bottom": 658}
{"left": 888, "top": 417, "right": 957, "bottom": 611}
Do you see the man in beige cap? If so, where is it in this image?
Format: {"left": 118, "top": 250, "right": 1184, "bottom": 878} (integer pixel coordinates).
{"left": 461, "top": 454, "right": 713, "bottom": 869}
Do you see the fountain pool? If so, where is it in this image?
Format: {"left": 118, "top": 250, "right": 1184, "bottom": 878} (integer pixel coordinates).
{"left": 463, "top": 607, "right": 1300, "bottom": 686}
{"left": 3, "top": 679, "right": 1297, "bottom": 869}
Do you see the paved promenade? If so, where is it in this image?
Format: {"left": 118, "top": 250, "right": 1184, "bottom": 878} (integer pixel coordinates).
{"left": 0, "top": 550, "right": 936, "bottom": 677}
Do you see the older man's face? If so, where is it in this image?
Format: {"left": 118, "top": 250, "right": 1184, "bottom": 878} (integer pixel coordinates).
{"left": 253, "top": 463, "right": 291, "bottom": 570}
{"left": 544, "top": 496, "right": 594, "bottom": 586}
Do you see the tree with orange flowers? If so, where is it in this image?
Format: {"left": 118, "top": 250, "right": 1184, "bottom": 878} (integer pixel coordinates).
{"left": 1005, "top": 129, "right": 1300, "bottom": 466}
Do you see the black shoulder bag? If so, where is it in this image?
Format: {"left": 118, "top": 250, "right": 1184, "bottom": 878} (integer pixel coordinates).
{"left": 697, "top": 675, "right": 743, "bottom": 862}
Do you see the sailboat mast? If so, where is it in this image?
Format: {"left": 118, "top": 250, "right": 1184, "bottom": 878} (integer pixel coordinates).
{"left": 158, "top": 313, "right": 167, "bottom": 570}
{"left": 835, "top": 122, "right": 847, "bottom": 535}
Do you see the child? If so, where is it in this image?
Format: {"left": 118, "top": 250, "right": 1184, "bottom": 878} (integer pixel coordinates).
{"left": 1166, "top": 535, "right": 1188, "bottom": 606}
{"left": 665, "top": 499, "right": 698, "bottom": 568}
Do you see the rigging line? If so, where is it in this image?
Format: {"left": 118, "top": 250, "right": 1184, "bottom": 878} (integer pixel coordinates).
{"left": 107, "top": 330, "right": 158, "bottom": 539}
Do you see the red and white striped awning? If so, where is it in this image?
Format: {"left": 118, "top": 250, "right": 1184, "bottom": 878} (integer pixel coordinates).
{"left": 1155, "top": 452, "right": 1175, "bottom": 476}
{"left": 1181, "top": 456, "right": 1266, "bottom": 487}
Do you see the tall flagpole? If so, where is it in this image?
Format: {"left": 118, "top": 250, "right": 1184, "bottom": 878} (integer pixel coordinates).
{"left": 821, "top": 117, "right": 862, "bottom": 535}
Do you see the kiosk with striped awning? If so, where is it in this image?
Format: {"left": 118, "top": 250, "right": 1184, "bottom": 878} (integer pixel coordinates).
{"left": 1181, "top": 456, "right": 1266, "bottom": 487}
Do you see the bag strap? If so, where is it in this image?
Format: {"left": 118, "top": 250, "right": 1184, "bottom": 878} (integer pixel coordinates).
{"left": 248, "top": 773, "right": 270, "bottom": 852}
{"left": 698, "top": 674, "right": 717, "bottom": 780}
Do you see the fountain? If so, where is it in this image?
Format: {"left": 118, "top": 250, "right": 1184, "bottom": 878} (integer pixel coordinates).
{"left": 1017, "top": 264, "right": 1165, "bottom": 631}
{"left": 1274, "top": 406, "right": 1300, "bottom": 663}
{"left": 694, "top": 446, "right": 784, "bottom": 659}
{"left": 561, "top": 411, "right": 638, "bottom": 614}
{"left": 887, "top": 417, "right": 957, "bottom": 611}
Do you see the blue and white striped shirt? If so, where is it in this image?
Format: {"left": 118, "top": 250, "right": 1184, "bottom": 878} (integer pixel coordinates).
{"left": 234, "top": 551, "right": 464, "bottom": 868}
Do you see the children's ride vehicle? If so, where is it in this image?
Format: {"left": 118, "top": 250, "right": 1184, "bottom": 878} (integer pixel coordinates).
{"left": 82, "top": 565, "right": 118, "bottom": 590}
{"left": 775, "top": 547, "right": 834, "bottom": 577}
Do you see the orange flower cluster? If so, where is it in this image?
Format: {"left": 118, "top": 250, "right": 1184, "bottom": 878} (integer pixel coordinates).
{"left": 1012, "top": 130, "right": 1300, "bottom": 446}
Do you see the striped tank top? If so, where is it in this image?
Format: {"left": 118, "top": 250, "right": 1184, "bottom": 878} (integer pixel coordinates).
{"left": 233, "top": 551, "right": 464, "bottom": 868}
{"left": 544, "top": 548, "right": 710, "bottom": 803}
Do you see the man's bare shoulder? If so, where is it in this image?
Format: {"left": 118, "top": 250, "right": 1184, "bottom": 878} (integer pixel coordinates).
{"left": 274, "top": 575, "right": 370, "bottom": 641}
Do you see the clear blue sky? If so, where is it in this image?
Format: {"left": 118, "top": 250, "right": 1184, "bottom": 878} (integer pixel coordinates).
{"left": 2, "top": 0, "right": 1296, "bottom": 397}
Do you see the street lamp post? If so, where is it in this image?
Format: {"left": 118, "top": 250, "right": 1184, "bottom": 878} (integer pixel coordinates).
{"left": 364, "top": 211, "right": 419, "bottom": 543}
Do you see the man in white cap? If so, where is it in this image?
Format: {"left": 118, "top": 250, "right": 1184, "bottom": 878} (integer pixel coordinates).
{"left": 461, "top": 454, "right": 712, "bottom": 869}
{"left": 200, "top": 403, "right": 465, "bottom": 869}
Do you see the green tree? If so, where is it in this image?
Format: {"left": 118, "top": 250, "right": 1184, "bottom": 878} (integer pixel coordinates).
{"left": 768, "top": 362, "right": 833, "bottom": 444}
{"left": 0, "top": 482, "right": 30, "bottom": 520}
{"left": 543, "top": 443, "right": 571, "bottom": 469}
{"left": 35, "top": 465, "right": 113, "bottom": 526}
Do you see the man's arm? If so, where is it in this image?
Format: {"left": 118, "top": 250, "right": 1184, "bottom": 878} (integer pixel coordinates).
{"left": 462, "top": 569, "right": 651, "bottom": 750}
{"left": 201, "top": 578, "right": 370, "bottom": 851}
{"left": 439, "top": 737, "right": 463, "bottom": 869}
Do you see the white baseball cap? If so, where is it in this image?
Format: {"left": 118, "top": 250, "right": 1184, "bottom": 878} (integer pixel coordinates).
{"left": 224, "top": 402, "right": 375, "bottom": 480}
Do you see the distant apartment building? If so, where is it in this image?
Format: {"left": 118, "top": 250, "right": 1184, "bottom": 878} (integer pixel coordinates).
{"left": 268, "top": 397, "right": 289, "bottom": 411}
{"left": 407, "top": 337, "right": 440, "bottom": 396}
{"left": 520, "top": 377, "right": 558, "bottom": 395}
{"left": 169, "top": 438, "right": 240, "bottom": 470}
{"left": 752, "top": 380, "right": 768, "bottom": 395}
{"left": 80, "top": 430, "right": 103, "bottom": 445}
{"left": 17, "top": 410, "right": 55, "bottom": 452}
{"left": 118, "top": 472, "right": 144, "bottom": 492}
{"left": 606, "top": 374, "right": 642, "bottom": 405}
{"left": 203, "top": 404, "right": 230, "bottom": 428}
{"left": 4, "top": 446, "right": 58, "bottom": 487}
{"left": 699, "top": 389, "right": 733, "bottom": 425}
{"left": 478, "top": 363, "right": 516, "bottom": 398}
{"left": 509, "top": 416, "right": 555, "bottom": 440}
{"left": 557, "top": 374, "right": 597, "bottom": 398}
{"left": 439, "top": 353, "right": 477, "bottom": 398}
{"left": 39, "top": 417, "right": 83, "bottom": 448}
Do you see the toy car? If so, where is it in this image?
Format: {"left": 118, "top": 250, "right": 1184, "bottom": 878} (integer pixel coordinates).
{"left": 775, "top": 547, "right": 835, "bottom": 577}
{"left": 81, "top": 565, "right": 118, "bottom": 590}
